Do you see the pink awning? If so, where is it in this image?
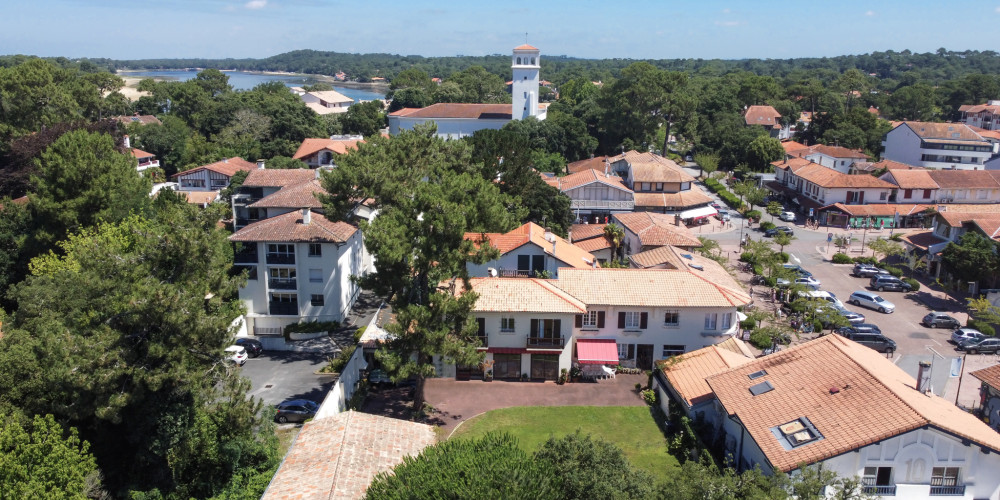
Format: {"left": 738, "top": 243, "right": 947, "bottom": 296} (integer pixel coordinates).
{"left": 576, "top": 339, "right": 619, "bottom": 365}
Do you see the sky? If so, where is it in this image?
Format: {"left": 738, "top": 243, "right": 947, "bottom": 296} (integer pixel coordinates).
{"left": 2, "top": 0, "right": 999, "bottom": 61}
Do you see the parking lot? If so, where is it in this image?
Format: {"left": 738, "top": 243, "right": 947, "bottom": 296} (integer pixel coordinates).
{"left": 242, "top": 351, "right": 338, "bottom": 406}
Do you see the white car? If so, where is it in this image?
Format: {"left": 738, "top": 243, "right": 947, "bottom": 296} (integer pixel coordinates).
{"left": 794, "top": 276, "right": 821, "bottom": 290}
{"left": 225, "top": 345, "right": 248, "bottom": 366}
{"left": 848, "top": 291, "right": 895, "bottom": 314}
{"left": 779, "top": 211, "right": 797, "bottom": 222}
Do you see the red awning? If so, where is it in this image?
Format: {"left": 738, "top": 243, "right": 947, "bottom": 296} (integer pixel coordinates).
{"left": 576, "top": 339, "right": 619, "bottom": 365}
{"left": 488, "top": 347, "right": 527, "bottom": 354}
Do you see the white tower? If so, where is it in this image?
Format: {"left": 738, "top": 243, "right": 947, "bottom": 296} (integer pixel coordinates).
{"left": 512, "top": 44, "right": 540, "bottom": 120}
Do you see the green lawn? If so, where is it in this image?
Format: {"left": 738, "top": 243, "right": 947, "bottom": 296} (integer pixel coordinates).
{"left": 449, "top": 406, "right": 679, "bottom": 481}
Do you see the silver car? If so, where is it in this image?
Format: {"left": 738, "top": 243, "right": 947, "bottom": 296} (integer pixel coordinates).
{"left": 848, "top": 291, "right": 895, "bottom": 313}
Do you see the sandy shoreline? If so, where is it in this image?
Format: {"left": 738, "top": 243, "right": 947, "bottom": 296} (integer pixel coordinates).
{"left": 115, "top": 70, "right": 388, "bottom": 101}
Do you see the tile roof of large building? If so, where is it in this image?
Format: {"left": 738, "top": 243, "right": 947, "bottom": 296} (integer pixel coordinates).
{"left": 612, "top": 212, "right": 703, "bottom": 248}
{"left": 772, "top": 157, "right": 815, "bottom": 173}
{"left": 173, "top": 157, "right": 256, "bottom": 178}
{"left": 926, "top": 169, "right": 1000, "bottom": 189}
{"left": 569, "top": 223, "right": 608, "bottom": 242}
{"left": 743, "top": 105, "right": 782, "bottom": 129}
{"left": 780, "top": 140, "right": 810, "bottom": 153}
{"left": 573, "top": 236, "right": 612, "bottom": 252}
{"left": 633, "top": 190, "right": 713, "bottom": 209}
{"left": 466, "top": 277, "right": 586, "bottom": 314}
{"left": 566, "top": 156, "right": 611, "bottom": 174}
{"left": 250, "top": 179, "right": 326, "bottom": 209}
{"left": 388, "top": 103, "right": 513, "bottom": 120}
{"left": 115, "top": 114, "right": 162, "bottom": 126}
{"left": 896, "top": 121, "right": 988, "bottom": 145}
{"left": 959, "top": 103, "right": 1000, "bottom": 114}
{"left": 900, "top": 230, "right": 946, "bottom": 251}
{"left": 881, "top": 169, "right": 939, "bottom": 190}
{"left": 804, "top": 144, "right": 869, "bottom": 159}
{"left": 463, "top": 222, "right": 597, "bottom": 269}
{"left": 551, "top": 268, "right": 750, "bottom": 308}
{"left": 241, "top": 168, "right": 318, "bottom": 188}
{"left": 971, "top": 364, "right": 1000, "bottom": 390}
{"left": 629, "top": 245, "right": 743, "bottom": 293}
{"left": 555, "top": 169, "right": 632, "bottom": 192}
{"left": 659, "top": 342, "right": 754, "bottom": 407}
{"left": 307, "top": 90, "right": 354, "bottom": 105}
{"left": 229, "top": 209, "right": 357, "bottom": 243}
{"left": 611, "top": 151, "right": 696, "bottom": 184}
{"left": 706, "top": 334, "right": 1000, "bottom": 473}
{"left": 872, "top": 159, "right": 921, "bottom": 170}
{"left": 791, "top": 163, "right": 896, "bottom": 189}
{"left": 293, "top": 138, "right": 363, "bottom": 159}
{"left": 261, "top": 411, "right": 435, "bottom": 500}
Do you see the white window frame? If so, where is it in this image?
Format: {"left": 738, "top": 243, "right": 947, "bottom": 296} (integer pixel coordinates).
{"left": 721, "top": 312, "right": 733, "bottom": 330}
{"left": 500, "top": 317, "right": 516, "bottom": 333}
{"left": 617, "top": 343, "right": 633, "bottom": 359}
{"left": 663, "top": 311, "right": 679, "bottom": 327}
{"left": 582, "top": 311, "right": 599, "bottom": 328}
{"left": 662, "top": 345, "right": 685, "bottom": 358}
{"left": 624, "top": 311, "right": 641, "bottom": 329}
{"left": 931, "top": 467, "right": 960, "bottom": 487}
{"left": 704, "top": 313, "right": 718, "bottom": 330}
{"left": 308, "top": 268, "right": 323, "bottom": 283}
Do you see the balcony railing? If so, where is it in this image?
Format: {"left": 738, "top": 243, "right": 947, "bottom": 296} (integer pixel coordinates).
{"left": 234, "top": 251, "right": 259, "bottom": 264}
{"left": 268, "top": 301, "right": 298, "bottom": 315}
{"left": 569, "top": 199, "right": 635, "bottom": 210}
{"left": 498, "top": 269, "right": 533, "bottom": 278}
{"left": 929, "top": 485, "right": 965, "bottom": 496}
{"left": 862, "top": 485, "right": 896, "bottom": 496}
{"left": 527, "top": 335, "right": 565, "bottom": 348}
{"left": 477, "top": 335, "right": 489, "bottom": 348}
{"left": 266, "top": 253, "right": 295, "bottom": 265}
{"left": 268, "top": 278, "right": 297, "bottom": 290}
{"left": 234, "top": 217, "right": 262, "bottom": 228}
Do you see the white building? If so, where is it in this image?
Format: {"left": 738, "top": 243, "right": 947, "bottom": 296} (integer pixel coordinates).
{"left": 658, "top": 334, "right": 1000, "bottom": 499}
{"left": 464, "top": 222, "right": 598, "bottom": 278}
{"left": 229, "top": 208, "right": 366, "bottom": 335}
{"left": 291, "top": 136, "right": 363, "bottom": 168}
{"left": 609, "top": 151, "right": 713, "bottom": 213}
{"left": 300, "top": 90, "right": 354, "bottom": 115}
{"left": 173, "top": 157, "right": 255, "bottom": 191}
{"left": 799, "top": 144, "right": 869, "bottom": 174}
{"left": 541, "top": 168, "right": 634, "bottom": 222}
{"left": 611, "top": 212, "right": 703, "bottom": 257}
{"left": 959, "top": 101, "right": 1000, "bottom": 131}
{"left": 773, "top": 157, "right": 895, "bottom": 208}
{"left": 881, "top": 121, "right": 997, "bottom": 170}
{"left": 387, "top": 44, "right": 548, "bottom": 139}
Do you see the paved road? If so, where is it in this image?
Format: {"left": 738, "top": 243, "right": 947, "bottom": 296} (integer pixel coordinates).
{"left": 243, "top": 351, "right": 338, "bottom": 406}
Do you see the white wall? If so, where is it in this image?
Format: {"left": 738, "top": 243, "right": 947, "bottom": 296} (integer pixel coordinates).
{"left": 388, "top": 116, "right": 511, "bottom": 139}
{"left": 803, "top": 153, "right": 854, "bottom": 174}
{"left": 314, "top": 342, "right": 368, "bottom": 419}
{"left": 883, "top": 126, "right": 994, "bottom": 170}
{"left": 467, "top": 241, "right": 573, "bottom": 278}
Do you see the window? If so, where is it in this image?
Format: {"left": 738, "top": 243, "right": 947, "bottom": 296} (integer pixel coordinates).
{"left": 530, "top": 57, "right": 535, "bottom": 65}
{"left": 879, "top": 192, "right": 887, "bottom": 201}
{"left": 308, "top": 243, "right": 322, "bottom": 256}
{"left": 704, "top": 313, "right": 718, "bottom": 330}
{"left": 931, "top": 467, "right": 960, "bottom": 488}
{"left": 721, "top": 312, "right": 733, "bottom": 330}
{"left": 862, "top": 467, "right": 893, "bottom": 490}
{"left": 641, "top": 182, "right": 651, "bottom": 191}
{"left": 269, "top": 267, "right": 295, "bottom": 279}
{"left": 903, "top": 189, "right": 913, "bottom": 199}
{"left": 617, "top": 343, "right": 635, "bottom": 360}
{"left": 625, "top": 312, "right": 641, "bottom": 329}
{"left": 310, "top": 294, "right": 324, "bottom": 306}
{"left": 500, "top": 317, "right": 515, "bottom": 333}
{"left": 309, "top": 268, "right": 322, "bottom": 283}
{"left": 269, "top": 243, "right": 294, "bottom": 256}
{"left": 270, "top": 292, "right": 296, "bottom": 303}
{"left": 655, "top": 182, "right": 664, "bottom": 192}
{"left": 663, "top": 311, "right": 679, "bottom": 326}
{"left": 516, "top": 57, "right": 521, "bottom": 64}
{"left": 662, "top": 345, "right": 684, "bottom": 358}
{"left": 181, "top": 178, "right": 205, "bottom": 188}
{"left": 582, "top": 311, "right": 598, "bottom": 328}
{"left": 978, "top": 189, "right": 989, "bottom": 200}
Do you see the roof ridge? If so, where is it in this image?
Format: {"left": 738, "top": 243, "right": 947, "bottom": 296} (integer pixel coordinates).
{"left": 327, "top": 410, "right": 354, "bottom": 497}
{"left": 532, "top": 278, "right": 586, "bottom": 312}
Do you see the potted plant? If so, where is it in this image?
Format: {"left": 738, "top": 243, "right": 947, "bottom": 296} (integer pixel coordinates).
{"left": 521, "top": 373, "right": 530, "bottom": 381}
{"left": 558, "top": 368, "right": 568, "bottom": 385}
{"left": 570, "top": 366, "right": 582, "bottom": 383}
{"left": 484, "top": 370, "right": 493, "bottom": 382}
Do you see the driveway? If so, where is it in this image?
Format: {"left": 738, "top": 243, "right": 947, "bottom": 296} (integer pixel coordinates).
{"left": 243, "top": 350, "right": 339, "bottom": 406}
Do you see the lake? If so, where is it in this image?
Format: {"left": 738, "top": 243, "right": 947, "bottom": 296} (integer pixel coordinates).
{"left": 120, "top": 70, "right": 386, "bottom": 102}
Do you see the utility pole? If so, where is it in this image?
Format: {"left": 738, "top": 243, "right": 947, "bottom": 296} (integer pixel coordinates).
{"left": 955, "top": 352, "right": 967, "bottom": 406}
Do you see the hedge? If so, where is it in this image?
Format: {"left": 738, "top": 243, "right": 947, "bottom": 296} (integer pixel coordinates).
{"left": 852, "top": 256, "right": 878, "bottom": 266}
{"left": 968, "top": 319, "right": 996, "bottom": 337}
{"left": 704, "top": 178, "right": 747, "bottom": 211}
{"left": 760, "top": 221, "right": 776, "bottom": 232}
{"left": 884, "top": 266, "right": 903, "bottom": 278}
{"left": 903, "top": 278, "right": 920, "bottom": 292}
{"left": 740, "top": 318, "right": 757, "bottom": 330}
{"left": 832, "top": 252, "right": 853, "bottom": 264}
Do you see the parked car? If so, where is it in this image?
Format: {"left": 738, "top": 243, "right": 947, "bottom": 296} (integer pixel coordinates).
{"left": 274, "top": 399, "right": 319, "bottom": 423}
{"left": 764, "top": 226, "right": 795, "bottom": 237}
{"left": 710, "top": 202, "right": 722, "bottom": 210}
{"left": 848, "top": 291, "right": 895, "bottom": 313}
{"left": 836, "top": 307, "right": 866, "bottom": 324}
{"left": 775, "top": 277, "right": 791, "bottom": 287}
{"left": 793, "top": 276, "right": 822, "bottom": 290}
{"left": 852, "top": 263, "right": 885, "bottom": 278}
{"left": 225, "top": 345, "right": 248, "bottom": 366}
{"left": 869, "top": 275, "right": 913, "bottom": 292}
{"left": 922, "top": 312, "right": 961, "bottom": 329}
{"left": 234, "top": 337, "right": 263, "bottom": 358}
{"left": 951, "top": 328, "right": 986, "bottom": 345}
{"left": 715, "top": 209, "right": 731, "bottom": 222}
{"left": 783, "top": 264, "right": 813, "bottom": 278}
{"left": 779, "top": 211, "right": 797, "bottom": 222}
{"left": 797, "top": 290, "right": 842, "bottom": 308}
{"left": 838, "top": 331, "right": 897, "bottom": 354}
{"left": 836, "top": 323, "right": 882, "bottom": 335}
{"left": 956, "top": 337, "right": 1000, "bottom": 354}
{"left": 368, "top": 369, "right": 393, "bottom": 387}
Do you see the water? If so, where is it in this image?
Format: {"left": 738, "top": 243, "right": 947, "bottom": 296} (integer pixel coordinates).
{"left": 120, "top": 70, "right": 386, "bottom": 102}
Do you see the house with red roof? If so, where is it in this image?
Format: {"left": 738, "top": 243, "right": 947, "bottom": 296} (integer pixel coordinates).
{"left": 743, "top": 105, "right": 790, "bottom": 139}
{"left": 798, "top": 144, "right": 869, "bottom": 174}
{"left": 173, "top": 157, "right": 256, "bottom": 191}
{"left": 882, "top": 121, "right": 997, "bottom": 170}
{"left": 388, "top": 45, "right": 548, "bottom": 139}
{"left": 544, "top": 168, "right": 634, "bottom": 222}
{"left": 609, "top": 151, "right": 713, "bottom": 213}
{"left": 464, "top": 222, "right": 597, "bottom": 279}
{"left": 959, "top": 101, "right": 1000, "bottom": 131}
{"left": 291, "top": 136, "right": 363, "bottom": 168}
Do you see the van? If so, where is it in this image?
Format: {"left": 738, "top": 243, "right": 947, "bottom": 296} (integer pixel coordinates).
{"left": 839, "top": 332, "right": 896, "bottom": 354}
{"left": 797, "top": 290, "right": 844, "bottom": 309}
{"left": 849, "top": 291, "right": 895, "bottom": 313}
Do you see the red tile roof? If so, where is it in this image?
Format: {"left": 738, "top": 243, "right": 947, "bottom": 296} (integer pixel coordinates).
{"left": 897, "top": 121, "right": 988, "bottom": 145}
{"left": 927, "top": 169, "right": 1000, "bottom": 189}
{"left": 569, "top": 223, "right": 607, "bottom": 242}
{"left": 881, "top": 169, "right": 938, "bottom": 190}
{"left": 743, "top": 105, "right": 782, "bottom": 129}
{"left": 971, "top": 364, "right": 1000, "bottom": 390}
{"left": 466, "top": 277, "right": 586, "bottom": 314}
{"left": 250, "top": 179, "right": 326, "bottom": 209}
{"left": 241, "top": 168, "right": 317, "bottom": 188}
{"left": 780, "top": 141, "right": 809, "bottom": 153}
{"left": 463, "top": 222, "right": 597, "bottom": 269}
{"left": 130, "top": 148, "right": 155, "bottom": 159}
{"left": 612, "top": 212, "right": 703, "bottom": 248}
{"left": 552, "top": 268, "right": 750, "bottom": 308}
{"left": 805, "top": 144, "right": 868, "bottom": 159}
{"left": 388, "top": 103, "right": 512, "bottom": 120}
{"left": 660, "top": 342, "right": 754, "bottom": 407}
{"left": 611, "top": 151, "right": 695, "bottom": 183}
{"left": 900, "top": 230, "right": 946, "bottom": 251}
{"left": 514, "top": 44, "right": 539, "bottom": 51}
{"left": 566, "top": 156, "right": 610, "bottom": 174}
{"left": 555, "top": 169, "right": 631, "bottom": 192}
{"left": 633, "top": 190, "right": 713, "bottom": 209}
{"left": 229, "top": 209, "right": 357, "bottom": 243}
{"left": 292, "top": 138, "right": 363, "bottom": 160}
{"left": 173, "top": 157, "right": 256, "bottom": 178}
{"left": 791, "top": 163, "right": 895, "bottom": 189}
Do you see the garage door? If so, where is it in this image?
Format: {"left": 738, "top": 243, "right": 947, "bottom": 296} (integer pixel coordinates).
{"left": 493, "top": 354, "right": 521, "bottom": 379}
{"left": 530, "top": 355, "right": 559, "bottom": 381}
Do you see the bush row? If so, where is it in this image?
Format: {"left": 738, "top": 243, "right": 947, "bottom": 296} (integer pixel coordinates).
{"left": 704, "top": 178, "right": 746, "bottom": 211}
{"left": 968, "top": 319, "right": 996, "bottom": 337}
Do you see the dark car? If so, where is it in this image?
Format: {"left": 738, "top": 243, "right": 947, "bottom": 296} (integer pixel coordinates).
{"left": 234, "top": 337, "right": 263, "bottom": 358}
{"left": 957, "top": 337, "right": 1000, "bottom": 354}
{"left": 922, "top": 312, "right": 961, "bottom": 329}
{"left": 838, "top": 332, "right": 897, "bottom": 354}
{"left": 782, "top": 264, "right": 812, "bottom": 278}
{"left": 852, "top": 263, "right": 885, "bottom": 278}
{"left": 764, "top": 226, "right": 795, "bottom": 237}
{"left": 274, "top": 399, "right": 319, "bottom": 423}
{"left": 836, "top": 323, "right": 882, "bottom": 336}
{"left": 869, "top": 275, "right": 913, "bottom": 292}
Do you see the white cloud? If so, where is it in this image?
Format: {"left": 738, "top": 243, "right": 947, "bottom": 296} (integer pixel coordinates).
{"left": 722, "top": 8, "right": 731, "bottom": 14}
{"left": 865, "top": 10, "right": 875, "bottom": 16}
{"left": 996, "top": 6, "right": 1000, "bottom": 12}
{"left": 715, "top": 20, "right": 741, "bottom": 27}
{"left": 245, "top": 0, "right": 267, "bottom": 9}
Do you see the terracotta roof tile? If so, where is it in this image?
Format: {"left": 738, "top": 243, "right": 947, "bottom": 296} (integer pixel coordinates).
{"left": 872, "top": 159, "right": 920, "bottom": 171}
{"left": 882, "top": 169, "right": 939, "bottom": 189}
{"left": 780, "top": 141, "right": 809, "bottom": 153}
{"left": 262, "top": 411, "right": 436, "bottom": 500}
{"left": 633, "top": 190, "right": 712, "bottom": 209}
{"left": 463, "top": 222, "right": 597, "bottom": 269}
{"left": 293, "top": 138, "right": 363, "bottom": 160}
{"left": 805, "top": 144, "right": 868, "bottom": 159}
{"left": 173, "top": 157, "right": 256, "bottom": 178}
{"left": 629, "top": 245, "right": 743, "bottom": 293}
{"left": 772, "top": 157, "right": 815, "bottom": 172}
{"left": 556, "top": 169, "right": 631, "bottom": 193}
{"left": 569, "top": 223, "right": 607, "bottom": 242}
{"left": 242, "top": 168, "right": 317, "bottom": 188}
{"left": 180, "top": 190, "right": 219, "bottom": 205}
{"left": 229, "top": 210, "right": 357, "bottom": 243}
{"left": 611, "top": 151, "right": 695, "bottom": 183}
{"left": 612, "top": 212, "right": 703, "bottom": 248}
{"left": 659, "top": 343, "right": 754, "bottom": 407}
{"left": 573, "top": 237, "right": 612, "bottom": 252}
{"left": 552, "top": 268, "right": 750, "bottom": 308}
{"left": 706, "top": 335, "right": 1000, "bottom": 472}
{"left": 792, "top": 163, "right": 895, "bottom": 189}
{"left": 468, "top": 278, "right": 586, "bottom": 314}
{"left": 898, "top": 121, "right": 988, "bottom": 145}
{"left": 927, "top": 169, "right": 1000, "bottom": 189}
{"left": 566, "top": 156, "right": 610, "bottom": 174}
{"left": 250, "top": 179, "right": 326, "bottom": 209}
{"left": 900, "top": 231, "right": 946, "bottom": 251}
{"left": 514, "top": 44, "right": 539, "bottom": 51}
{"left": 743, "top": 105, "right": 782, "bottom": 129}
{"left": 115, "top": 114, "right": 162, "bottom": 125}
{"left": 130, "top": 148, "right": 155, "bottom": 159}
{"left": 389, "top": 103, "right": 512, "bottom": 120}
{"left": 961, "top": 103, "right": 1000, "bottom": 115}
{"left": 971, "top": 364, "right": 1000, "bottom": 390}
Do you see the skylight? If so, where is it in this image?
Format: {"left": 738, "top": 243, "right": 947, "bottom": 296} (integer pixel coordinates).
{"left": 771, "top": 417, "right": 823, "bottom": 450}
{"left": 681, "top": 253, "right": 694, "bottom": 260}
{"left": 749, "top": 380, "right": 774, "bottom": 396}
{"left": 748, "top": 370, "right": 768, "bottom": 380}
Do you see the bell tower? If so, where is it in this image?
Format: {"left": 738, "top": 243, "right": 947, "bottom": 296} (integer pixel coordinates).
{"left": 511, "top": 44, "right": 540, "bottom": 120}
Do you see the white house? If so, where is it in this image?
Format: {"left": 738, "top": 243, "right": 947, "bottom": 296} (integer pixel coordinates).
{"left": 659, "top": 334, "right": 1000, "bottom": 499}
{"left": 799, "top": 144, "right": 869, "bottom": 174}
{"left": 231, "top": 168, "right": 318, "bottom": 230}
{"left": 387, "top": 44, "right": 548, "bottom": 139}
{"left": 123, "top": 135, "right": 160, "bottom": 173}
{"left": 743, "top": 105, "right": 789, "bottom": 139}
{"left": 773, "top": 158, "right": 895, "bottom": 208}
{"left": 879, "top": 169, "right": 940, "bottom": 204}
{"left": 881, "top": 121, "right": 997, "bottom": 170}
{"left": 545, "top": 168, "right": 634, "bottom": 222}
{"left": 173, "top": 157, "right": 255, "bottom": 191}
{"left": 291, "top": 136, "right": 363, "bottom": 168}
{"left": 609, "top": 151, "right": 712, "bottom": 212}
{"left": 464, "top": 222, "right": 598, "bottom": 278}
{"left": 229, "top": 208, "right": 366, "bottom": 335}
{"left": 959, "top": 101, "right": 1000, "bottom": 131}
{"left": 300, "top": 90, "right": 354, "bottom": 115}
{"left": 927, "top": 170, "right": 1000, "bottom": 204}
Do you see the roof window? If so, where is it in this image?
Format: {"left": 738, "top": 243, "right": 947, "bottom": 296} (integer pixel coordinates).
{"left": 749, "top": 380, "right": 774, "bottom": 396}
{"left": 748, "top": 369, "right": 768, "bottom": 380}
{"left": 771, "top": 417, "right": 823, "bottom": 449}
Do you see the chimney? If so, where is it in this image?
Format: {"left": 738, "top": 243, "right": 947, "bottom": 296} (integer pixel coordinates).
{"left": 256, "top": 159, "right": 265, "bottom": 169}
{"left": 301, "top": 208, "right": 312, "bottom": 225}
{"left": 674, "top": 214, "right": 680, "bottom": 226}
{"left": 123, "top": 135, "right": 130, "bottom": 149}
{"left": 916, "top": 361, "right": 932, "bottom": 394}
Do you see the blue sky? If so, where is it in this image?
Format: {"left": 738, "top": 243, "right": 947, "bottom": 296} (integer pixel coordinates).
{"left": 1, "top": 0, "right": 998, "bottom": 60}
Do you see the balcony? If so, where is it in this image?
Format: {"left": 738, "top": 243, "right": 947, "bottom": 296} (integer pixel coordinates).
{"left": 266, "top": 253, "right": 295, "bottom": 265}
{"left": 862, "top": 485, "right": 896, "bottom": 496}
{"left": 498, "top": 269, "right": 533, "bottom": 278}
{"left": 929, "top": 485, "right": 965, "bottom": 496}
{"left": 234, "top": 217, "right": 262, "bottom": 228}
{"left": 268, "top": 301, "right": 298, "bottom": 315}
{"left": 268, "top": 278, "right": 297, "bottom": 290}
{"left": 527, "top": 335, "right": 565, "bottom": 348}
{"left": 234, "top": 251, "right": 259, "bottom": 264}
{"left": 570, "top": 199, "right": 635, "bottom": 210}
{"left": 477, "top": 335, "right": 489, "bottom": 348}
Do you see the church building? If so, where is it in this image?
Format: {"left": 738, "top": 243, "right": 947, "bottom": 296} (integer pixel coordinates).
{"left": 387, "top": 44, "right": 548, "bottom": 139}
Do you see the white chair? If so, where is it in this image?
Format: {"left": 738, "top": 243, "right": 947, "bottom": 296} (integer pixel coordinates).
{"left": 602, "top": 365, "right": 616, "bottom": 379}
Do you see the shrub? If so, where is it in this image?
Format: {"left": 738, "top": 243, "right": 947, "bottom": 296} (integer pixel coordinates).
{"left": 777, "top": 252, "right": 790, "bottom": 263}
{"left": 889, "top": 233, "right": 903, "bottom": 241}
{"left": 745, "top": 210, "right": 762, "bottom": 221}
{"left": 903, "top": 278, "right": 920, "bottom": 292}
{"left": 752, "top": 264, "right": 763, "bottom": 275}
{"left": 853, "top": 256, "right": 878, "bottom": 265}
{"left": 832, "top": 252, "right": 853, "bottom": 264}
{"left": 968, "top": 319, "right": 996, "bottom": 337}
{"left": 764, "top": 276, "right": 777, "bottom": 287}
{"left": 750, "top": 329, "right": 775, "bottom": 349}
{"left": 324, "top": 345, "right": 356, "bottom": 373}
{"left": 740, "top": 252, "right": 752, "bottom": 263}
{"left": 285, "top": 320, "right": 340, "bottom": 334}
{"left": 353, "top": 325, "right": 367, "bottom": 342}
{"left": 740, "top": 318, "right": 757, "bottom": 330}
{"left": 759, "top": 221, "right": 776, "bottom": 232}
{"left": 884, "top": 266, "right": 903, "bottom": 278}
{"left": 641, "top": 389, "right": 657, "bottom": 405}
